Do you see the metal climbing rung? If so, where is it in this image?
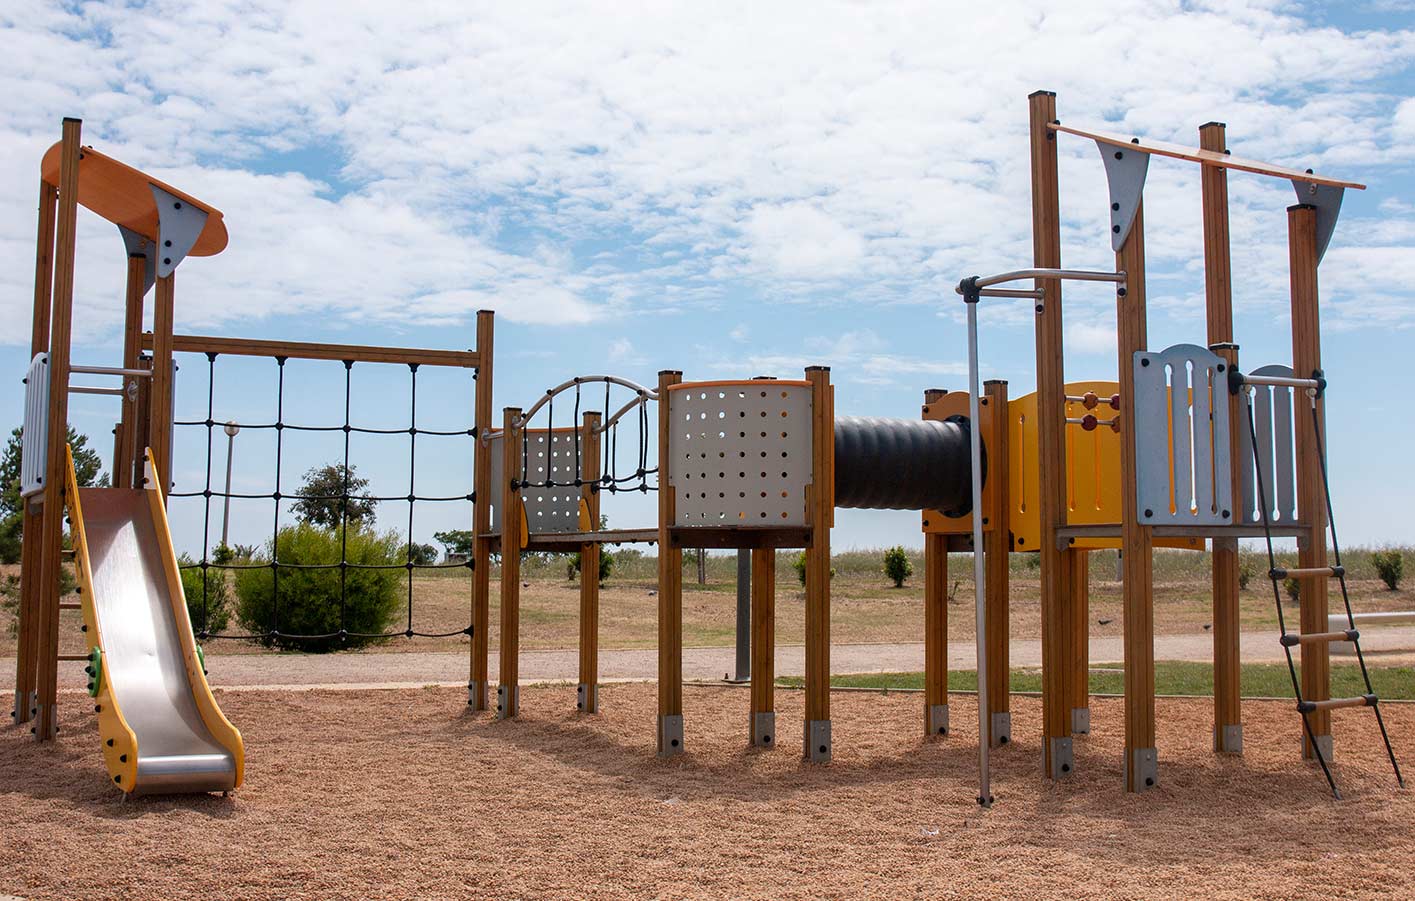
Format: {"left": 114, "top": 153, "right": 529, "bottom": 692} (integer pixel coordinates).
{"left": 1238, "top": 372, "right": 1323, "bottom": 392}
{"left": 1280, "top": 629, "right": 1358, "bottom": 648}
{"left": 1270, "top": 566, "right": 1343, "bottom": 580}
{"left": 1298, "top": 695, "right": 1376, "bottom": 713}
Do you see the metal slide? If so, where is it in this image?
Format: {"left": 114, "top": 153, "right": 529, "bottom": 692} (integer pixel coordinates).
{"left": 65, "top": 447, "right": 243, "bottom": 795}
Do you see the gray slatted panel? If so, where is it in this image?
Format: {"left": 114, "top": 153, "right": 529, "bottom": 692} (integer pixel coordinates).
{"left": 1239, "top": 364, "right": 1299, "bottom": 524}
{"left": 488, "top": 429, "right": 583, "bottom": 534}
{"left": 20, "top": 352, "right": 48, "bottom": 498}
{"left": 1132, "top": 344, "right": 1233, "bottom": 526}
{"left": 667, "top": 383, "right": 813, "bottom": 527}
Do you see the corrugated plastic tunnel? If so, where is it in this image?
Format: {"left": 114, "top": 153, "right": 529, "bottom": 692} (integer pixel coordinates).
{"left": 833, "top": 415, "right": 981, "bottom": 515}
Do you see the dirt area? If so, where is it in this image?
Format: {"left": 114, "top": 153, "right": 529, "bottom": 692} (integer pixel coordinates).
{"left": 2, "top": 684, "right": 1413, "bottom": 900}
{"left": 5, "top": 561, "right": 1414, "bottom": 661}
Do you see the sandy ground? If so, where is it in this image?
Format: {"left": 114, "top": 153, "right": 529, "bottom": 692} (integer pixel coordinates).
{"left": 2, "top": 684, "right": 1413, "bottom": 900}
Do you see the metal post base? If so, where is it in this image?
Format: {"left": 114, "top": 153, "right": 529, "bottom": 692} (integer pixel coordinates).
{"left": 805, "top": 719, "right": 832, "bottom": 763}
{"left": 659, "top": 714, "right": 684, "bottom": 757}
{"left": 1048, "top": 736, "right": 1074, "bottom": 778}
{"left": 752, "top": 711, "right": 775, "bottom": 748}
{"left": 1126, "top": 747, "right": 1159, "bottom": 792}
{"left": 926, "top": 703, "right": 949, "bottom": 738}
{"left": 496, "top": 684, "right": 518, "bottom": 720}
{"left": 576, "top": 683, "right": 599, "bottom": 714}
{"left": 466, "top": 680, "right": 487, "bottom": 711}
{"left": 10, "top": 690, "right": 36, "bottom": 726}
{"left": 1215, "top": 723, "right": 1243, "bottom": 755}
{"left": 1071, "top": 707, "right": 1091, "bottom": 735}
{"left": 990, "top": 711, "right": 1012, "bottom": 748}
{"left": 1304, "top": 734, "right": 1334, "bottom": 762}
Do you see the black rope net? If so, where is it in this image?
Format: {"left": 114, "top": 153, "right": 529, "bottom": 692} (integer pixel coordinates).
{"left": 514, "top": 376, "right": 658, "bottom": 499}
{"left": 170, "top": 351, "right": 477, "bottom": 645}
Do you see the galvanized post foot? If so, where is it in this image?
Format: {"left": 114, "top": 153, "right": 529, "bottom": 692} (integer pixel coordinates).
{"left": 805, "top": 719, "right": 832, "bottom": 763}
{"left": 751, "top": 711, "right": 775, "bottom": 749}
{"left": 926, "top": 703, "right": 949, "bottom": 738}
{"left": 576, "top": 683, "right": 599, "bottom": 714}
{"left": 1048, "top": 736, "right": 1074, "bottom": 778}
{"left": 1071, "top": 707, "right": 1091, "bottom": 735}
{"left": 990, "top": 711, "right": 1012, "bottom": 748}
{"left": 495, "top": 684, "right": 518, "bottom": 720}
{"left": 1304, "top": 734, "right": 1334, "bottom": 762}
{"left": 1215, "top": 723, "right": 1243, "bottom": 755}
{"left": 466, "top": 680, "right": 487, "bottom": 711}
{"left": 1126, "top": 747, "right": 1159, "bottom": 792}
{"left": 658, "top": 714, "right": 684, "bottom": 757}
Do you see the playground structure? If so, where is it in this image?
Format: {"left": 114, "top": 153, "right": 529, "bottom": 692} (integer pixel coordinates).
{"left": 9, "top": 91, "right": 1405, "bottom": 802}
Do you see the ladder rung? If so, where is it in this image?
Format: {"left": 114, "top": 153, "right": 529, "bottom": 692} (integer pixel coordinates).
{"left": 1270, "top": 565, "right": 1343, "bottom": 580}
{"left": 59, "top": 602, "right": 81, "bottom": 610}
{"left": 1298, "top": 695, "right": 1376, "bottom": 713}
{"left": 61, "top": 548, "right": 76, "bottom": 559}
{"left": 1280, "top": 629, "right": 1358, "bottom": 648}
{"left": 57, "top": 654, "right": 89, "bottom": 662}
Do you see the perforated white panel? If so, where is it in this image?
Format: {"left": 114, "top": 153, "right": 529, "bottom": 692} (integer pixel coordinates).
{"left": 488, "top": 429, "right": 584, "bottom": 534}
{"left": 667, "top": 383, "right": 813, "bottom": 527}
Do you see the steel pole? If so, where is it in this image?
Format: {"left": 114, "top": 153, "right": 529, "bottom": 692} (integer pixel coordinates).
{"left": 221, "top": 424, "right": 238, "bottom": 548}
{"left": 966, "top": 297, "right": 992, "bottom": 807}
{"left": 733, "top": 549, "right": 751, "bottom": 682}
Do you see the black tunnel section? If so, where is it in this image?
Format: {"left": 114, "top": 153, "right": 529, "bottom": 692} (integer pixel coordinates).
{"left": 833, "top": 415, "right": 981, "bottom": 515}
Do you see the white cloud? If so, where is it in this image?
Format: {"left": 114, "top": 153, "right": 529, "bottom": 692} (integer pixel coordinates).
{"left": 1066, "top": 320, "right": 1118, "bottom": 356}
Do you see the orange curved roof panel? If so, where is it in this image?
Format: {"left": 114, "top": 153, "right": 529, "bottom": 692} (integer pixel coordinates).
{"left": 40, "top": 142, "right": 229, "bottom": 257}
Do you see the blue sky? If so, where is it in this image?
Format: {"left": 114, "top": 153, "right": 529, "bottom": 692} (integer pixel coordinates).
{"left": 2, "top": 1, "right": 1414, "bottom": 557}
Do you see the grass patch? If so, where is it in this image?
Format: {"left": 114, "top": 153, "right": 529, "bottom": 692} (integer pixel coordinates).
{"left": 778, "top": 661, "right": 1415, "bottom": 700}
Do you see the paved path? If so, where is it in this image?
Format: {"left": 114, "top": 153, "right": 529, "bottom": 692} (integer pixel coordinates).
{"left": 4, "top": 626, "right": 1413, "bottom": 692}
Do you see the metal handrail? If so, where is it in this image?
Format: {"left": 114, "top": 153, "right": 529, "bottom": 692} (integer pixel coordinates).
{"left": 512, "top": 375, "right": 659, "bottom": 431}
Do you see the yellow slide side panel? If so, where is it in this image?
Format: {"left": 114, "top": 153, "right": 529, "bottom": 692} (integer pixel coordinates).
{"left": 142, "top": 449, "right": 245, "bottom": 788}
{"left": 64, "top": 447, "right": 139, "bottom": 791}
{"left": 1009, "top": 383, "right": 1202, "bottom": 551}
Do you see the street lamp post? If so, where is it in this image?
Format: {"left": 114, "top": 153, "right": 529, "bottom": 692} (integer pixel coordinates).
{"left": 221, "top": 421, "right": 240, "bottom": 550}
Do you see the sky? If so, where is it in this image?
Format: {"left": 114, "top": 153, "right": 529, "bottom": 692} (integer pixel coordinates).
{"left": 2, "top": 0, "right": 1414, "bottom": 559}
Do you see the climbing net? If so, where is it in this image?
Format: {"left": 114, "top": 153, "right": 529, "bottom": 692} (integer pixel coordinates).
{"left": 510, "top": 375, "right": 658, "bottom": 497}
{"left": 169, "top": 351, "right": 479, "bottom": 643}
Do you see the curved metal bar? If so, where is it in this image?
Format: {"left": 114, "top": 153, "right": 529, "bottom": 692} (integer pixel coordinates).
{"left": 957, "top": 268, "right": 1127, "bottom": 292}
{"left": 597, "top": 390, "right": 658, "bottom": 435}
{"left": 514, "top": 374, "right": 658, "bottom": 429}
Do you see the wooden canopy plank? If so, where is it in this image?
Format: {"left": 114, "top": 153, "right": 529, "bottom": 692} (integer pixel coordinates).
{"left": 141, "top": 332, "right": 478, "bottom": 369}
{"left": 1050, "top": 124, "right": 1365, "bottom": 190}
{"left": 41, "top": 143, "right": 229, "bottom": 256}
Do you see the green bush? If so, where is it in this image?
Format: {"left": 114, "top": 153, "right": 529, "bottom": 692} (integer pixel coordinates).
{"left": 569, "top": 548, "right": 615, "bottom": 584}
{"left": 234, "top": 522, "right": 403, "bottom": 652}
{"left": 1283, "top": 576, "right": 1300, "bottom": 605}
{"left": 1238, "top": 561, "right": 1253, "bottom": 591}
{"left": 883, "top": 546, "right": 913, "bottom": 588}
{"left": 1372, "top": 550, "right": 1403, "bottom": 591}
{"left": 179, "top": 554, "right": 231, "bottom": 636}
{"left": 791, "top": 551, "right": 834, "bottom": 585}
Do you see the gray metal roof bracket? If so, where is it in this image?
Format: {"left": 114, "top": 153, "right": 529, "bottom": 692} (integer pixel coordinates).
{"left": 150, "top": 185, "right": 209, "bottom": 279}
{"left": 1292, "top": 180, "right": 1344, "bottom": 265}
{"left": 1097, "top": 140, "right": 1149, "bottom": 252}
{"left": 118, "top": 225, "right": 157, "bottom": 295}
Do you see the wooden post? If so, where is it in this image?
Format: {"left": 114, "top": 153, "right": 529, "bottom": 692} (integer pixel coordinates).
{"left": 497, "top": 407, "right": 522, "bottom": 720}
{"left": 469, "top": 310, "right": 495, "bottom": 712}
{"left": 803, "top": 366, "right": 833, "bottom": 762}
{"left": 13, "top": 177, "right": 57, "bottom": 726}
{"left": 147, "top": 274, "right": 176, "bottom": 492}
{"left": 1117, "top": 203, "right": 1158, "bottom": 792}
{"left": 577, "top": 410, "right": 602, "bottom": 713}
{"left": 749, "top": 547, "right": 776, "bottom": 747}
{"left": 656, "top": 370, "right": 684, "bottom": 756}
{"left": 1200, "top": 121, "right": 1244, "bottom": 755}
{"left": 1028, "top": 90, "right": 1075, "bottom": 779}
{"left": 34, "top": 118, "right": 83, "bottom": 742}
{"left": 1067, "top": 549, "right": 1090, "bottom": 735}
{"left": 984, "top": 379, "right": 1013, "bottom": 746}
{"left": 114, "top": 254, "right": 147, "bottom": 490}
{"left": 1289, "top": 203, "right": 1332, "bottom": 759}
{"left": 922, "top": 388, "right": 949, "bottom": 738}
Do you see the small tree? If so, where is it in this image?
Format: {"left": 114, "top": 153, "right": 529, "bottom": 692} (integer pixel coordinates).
{"left": 290, "top": 463, "right": 377, "bottom": 529}
{"left": 792, "top": 551, "right": 833, "bottom": 585}
{"left": 405, "top": 542, "right": 438, "bottom": 566}
{"left": 1, "top": 424, "right": 107, "bottom": 563}
{"left": 1372, "top": 550, "right": 1404, "bottom": 591}
{"left": 570, "top": 549, "right": 615, "bottom": 584}
{"left": 433, "top": 529, "right": 474, "bottom": 559}
{"left": 883, "top": 546, "right": 913, "bottom": 588}
{"left": 1283, "top": 576, "right": 1301, "bottom": 605}
{"left": 1237, "top": 561, "right": 1253, "bottom": 591}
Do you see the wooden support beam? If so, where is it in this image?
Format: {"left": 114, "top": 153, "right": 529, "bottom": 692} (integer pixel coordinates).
{"left": 114, "top": 254, "right": 146, "bottom": 490}
{"left": 34, "top": 118, "right": 83, "bottom": 742}
{"left": 13, "top": 177, "right": 57, "bottom": 727}
{"left": 469, "top": 310, "right": 494, "bottom": 712}
{"left": 1028, "top": 90, "right": 1075, "bottom": 779}
{"left": 1067, "top": 549, "right": 1090, "bottom": 736}
{"left": 1200, "top": 120, "right": 1244, "bottom": 756}
{"left": 984, "top": 379, "right": 1013, "bottom": 746}
{"left": 923, "top": 531, "right": 949, "bottom": 737}
{"left": 803, "top": 366, "right": 833, "bottom": 762}
{"left": 657, "top": 370, "right": 684, "bottom": 756}
{"left": 1117, "top": 203, "right": 1158, "bottom": 792}
{"left": 921, "top": 387, "right": 949, "bottom": 738}
{"left": 1289, "top": 203, "right": 1332, "bottom": 759}
{"left": 147, "top": 274, "right": 175, "bottom": 493}
{"left": 578, "top": 410, "right": 602, "bottom": 714}
{"left": 749, "top": 547, "right": 776, "bottom": 748}
{"left": 497, "top": 407, "right": 522, "bottom": 720}
{"left": 140, "top": 332, "right": 479, "bottom": 369}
